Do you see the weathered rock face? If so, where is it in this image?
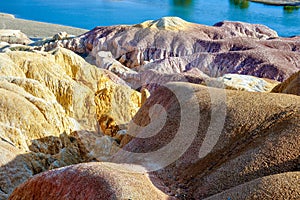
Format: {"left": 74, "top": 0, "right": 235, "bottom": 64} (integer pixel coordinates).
{"left": 0, "top": 48, "right": 90, "bottom": 185}
{"left": 0, "top": 53, "right": 25, "bottom": 77}
{"left": 0, "top": 133, "right": 89, "bottom": 200}
{"left": 0, "top": 30, "right": 32, "bottom": 45}
{"left": 95, "top": 85, "right": 141, "bottom": 136}
{"left": 114, "top": 82, "right": 300, "bottom": 199}
{"left": 272, "top": 70, "right": 300, "bottom": 96}
{"left": 0, "top": 76, "right": 73, "bottom": 151}
{"left": 8, "top": 162, "right": 171, "bottom": 200}
{"left": 138, "top": 48, "right": 300, "bottom": 82}
{"left": 0, "top": 141, "right": 31, "bottom": 200}
{"left": 0, "top": 47, "right": 141, "bottom": 198}
{"left": 44, "top": 17, "right": 300, "bottom": 85}
{"left": 3, "top": 47, "right": 141, "bottom": 133}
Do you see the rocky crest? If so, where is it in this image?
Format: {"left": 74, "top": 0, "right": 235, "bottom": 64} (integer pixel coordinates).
{"left": 42, "top": 17, "right": 299, "bottom": 88}
{"left": 135, "top": 17, "right": 193, "bottom": 31}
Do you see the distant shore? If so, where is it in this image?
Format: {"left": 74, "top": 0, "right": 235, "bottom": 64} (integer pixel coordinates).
{"left": 0, "top": 13, "right": 88, "bottom": 38}
{"left": 250, "top": 0, "right": 300, "bottom": 6}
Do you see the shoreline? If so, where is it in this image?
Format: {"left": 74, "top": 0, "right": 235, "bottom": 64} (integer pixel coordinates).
{"left": 249, "top": 0, "right": 300, "bottom": 6}
{"left": 0, "top": 7, "right": 298, "bottom": 40}
{"left": 0, "top": 12, "right": 88, "bottom": 38}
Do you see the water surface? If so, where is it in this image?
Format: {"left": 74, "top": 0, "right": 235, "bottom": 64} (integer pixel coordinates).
{"left": 0, "top": 0, "right": 299, "bottom": 36}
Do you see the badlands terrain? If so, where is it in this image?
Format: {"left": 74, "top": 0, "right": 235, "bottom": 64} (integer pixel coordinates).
{"left": 0, "top": 16, "right": 299, "bottom": 199}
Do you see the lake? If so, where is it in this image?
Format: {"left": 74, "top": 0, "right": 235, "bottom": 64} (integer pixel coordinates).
{"left": 0, "top": 0, "right": 299, "bottom": 37}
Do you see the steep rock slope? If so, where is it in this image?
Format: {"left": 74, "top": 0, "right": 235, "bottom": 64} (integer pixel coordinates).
{"left": 0, "top": 47, "right": 141, "bottom": 198}
{"left": 114, "top": 82, "right": 300, "bottom": 199}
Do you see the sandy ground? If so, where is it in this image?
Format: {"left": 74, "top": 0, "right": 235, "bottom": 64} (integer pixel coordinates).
{"left": 0, "top": 13, "right": 89, "bottom": 39}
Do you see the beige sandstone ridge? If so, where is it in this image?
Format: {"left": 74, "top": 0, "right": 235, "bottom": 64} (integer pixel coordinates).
{"left": 8, "top": 162, "right": 171, "bottom": 200}
{"left": 272, "top": 70, "right": 300, "bottom": 96}
{"left": 3, "top": 48, "right": 141, "bottom": 132}
{"left": 0, "top": 47, "right": 141, "bottom": 198}
{"left": 0, "top": 76, "right": 73, "bottom": 150}
{"left": 42, "top": 17, "right": 300, "bottom": 90}
{"left": 115, "top": 82, "right": 300, "bottom": 199}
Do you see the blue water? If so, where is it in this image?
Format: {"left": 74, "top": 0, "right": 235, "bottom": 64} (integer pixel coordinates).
{"left": 0, "top": 0, "right": 299, "bottom": 37}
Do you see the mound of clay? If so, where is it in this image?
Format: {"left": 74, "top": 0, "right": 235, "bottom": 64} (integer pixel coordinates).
{"left": 114, "top": 82, "right": 300, "bottom": 199}
{"left": 8, "top": 162, "right": 170, "bottom": 200}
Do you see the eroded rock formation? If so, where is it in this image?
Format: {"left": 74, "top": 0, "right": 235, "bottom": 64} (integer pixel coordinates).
{"left": 43, "top": 17, "right": 299, "bottom": 88}
{"left": 1, "top": 17, "right": 299, "bottom": 200}
{"left": 0, "top": 47, "right": 141, "bottom": 197}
